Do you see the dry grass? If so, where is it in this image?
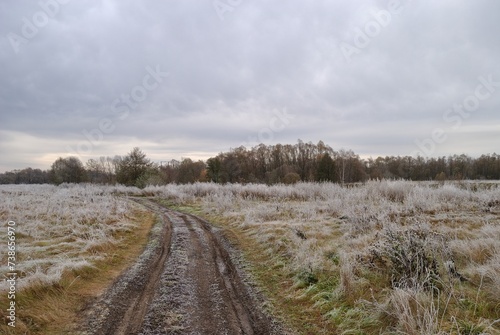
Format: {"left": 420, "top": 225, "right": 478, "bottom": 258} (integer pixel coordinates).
{"left": 2, "top": 181, "right": 499, "bottom": 334}
{"left": 149, "top": 180, "right": 500, "bottom": 334}
{"left": 0, "top": 184, "right": 156, "bottom": 334}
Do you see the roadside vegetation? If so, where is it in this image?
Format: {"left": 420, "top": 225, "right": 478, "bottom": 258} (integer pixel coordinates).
{"left": 0, "top": 184, "right": 155, "bottom": 334}
{"left": 145, "top": 180, "right": 500, "bottom": 334}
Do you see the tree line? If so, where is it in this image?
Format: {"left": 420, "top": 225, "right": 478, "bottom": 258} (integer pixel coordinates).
{"left": 1, "top": 141, "right": 500, "bottom": 186}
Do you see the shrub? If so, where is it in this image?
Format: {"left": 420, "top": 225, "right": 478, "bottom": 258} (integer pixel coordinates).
{"left": 370, "top": 223, "right": 444, "bottom": 289}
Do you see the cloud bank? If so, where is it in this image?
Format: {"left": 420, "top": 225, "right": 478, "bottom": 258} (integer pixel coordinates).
{"left": 1, "top": 0, "right": 499, "bottom": 171}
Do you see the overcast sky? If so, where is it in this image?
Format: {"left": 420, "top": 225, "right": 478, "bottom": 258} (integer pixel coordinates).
{"left": 1, "top": 0, "right": 499, "bottom": 171}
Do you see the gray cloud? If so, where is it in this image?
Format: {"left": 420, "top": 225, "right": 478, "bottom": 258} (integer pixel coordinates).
{"left": 1, "top": 0, "right": 499, "bottom": 171}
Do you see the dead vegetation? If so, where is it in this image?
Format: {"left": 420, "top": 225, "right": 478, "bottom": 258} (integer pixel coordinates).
{"left": 2, "top": 181, "right": 500, "bottom": 334}
{"left": 142, "top": 180, "right": 500, "bottom": 334}
{"left": 0, "top": 184, "right": 155, "bottom": 334}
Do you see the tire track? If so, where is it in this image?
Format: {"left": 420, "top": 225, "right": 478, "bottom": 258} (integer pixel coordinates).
{"left": 84, "top": 198, "right": 173, "bottom": 335}
{"left": 83, "top": 198, "right": 288, "bottom": 335}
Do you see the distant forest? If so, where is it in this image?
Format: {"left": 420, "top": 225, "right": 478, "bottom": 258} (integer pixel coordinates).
{"left": 1, "top": 140, "right": 500, "bottom": 186}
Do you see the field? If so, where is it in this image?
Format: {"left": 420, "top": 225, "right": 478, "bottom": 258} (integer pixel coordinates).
{"left": 1, "top": 181, "right": 500, "bottom": 334}
{"left": 145, "top": 181, "right": 500, "bottom": 334}
{"left": 0, "top": 184, "right": 156, "bottom": 333}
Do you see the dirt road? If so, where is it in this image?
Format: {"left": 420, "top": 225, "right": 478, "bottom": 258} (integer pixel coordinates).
{"left": 82, "top": 198, "right": 287, "bottom": 335}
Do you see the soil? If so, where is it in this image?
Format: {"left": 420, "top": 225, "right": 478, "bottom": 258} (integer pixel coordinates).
{"left": 80, "top": 198, "right": 290, "bottom": 335}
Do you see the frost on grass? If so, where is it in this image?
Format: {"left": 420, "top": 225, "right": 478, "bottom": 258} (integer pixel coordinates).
{"left": 2, "top": 181, "right": 499, "bottom": 333}
{"left": 145, "top": 180, "right": 500, "bottom": 334}
{"left": 0, "top": 184, "right": 134, "bottom": 291}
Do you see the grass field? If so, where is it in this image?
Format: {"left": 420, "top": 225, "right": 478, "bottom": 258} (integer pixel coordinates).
{"left": 1, "top": 181, "right": 500, "bottom": 334}
{"left": 0, "top": 184, "right": 155, "bottom": 334}
{"left": 145, "top": 180, "right": 500, "bottom": 334}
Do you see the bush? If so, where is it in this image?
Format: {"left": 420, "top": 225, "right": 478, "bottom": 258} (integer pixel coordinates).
{"left": 370, "top": 223, "right": 443, "bottom": 289}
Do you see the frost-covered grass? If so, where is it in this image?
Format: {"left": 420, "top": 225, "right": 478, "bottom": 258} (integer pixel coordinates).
{"left": 0, "top": 183, "right": 155, "bottom": 334}
{"left": 2, "top": 181, "right": 498, "bottom": 334}
{"left": 0, "top": 184, "right": 135, "bottom": 291}
{"left": 147, "top": 180, "right": 500, "bottom": 334}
